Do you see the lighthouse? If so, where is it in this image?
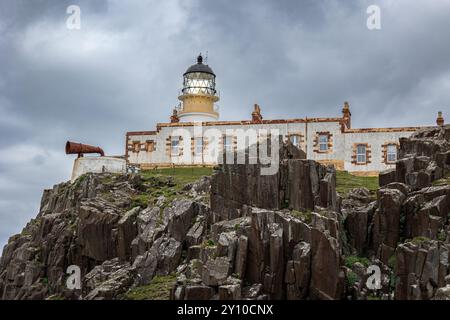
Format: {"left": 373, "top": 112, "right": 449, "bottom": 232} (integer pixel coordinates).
{"left": 126, "top": 55, "right": 442, "bottom": 175}
{"left": 177, "top": 55, "right": 220, "bottom": 122}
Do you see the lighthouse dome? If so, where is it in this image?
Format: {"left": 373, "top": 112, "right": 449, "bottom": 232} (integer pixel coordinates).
{"left": 184, "top": 55, "right": 215, "bottom": 76}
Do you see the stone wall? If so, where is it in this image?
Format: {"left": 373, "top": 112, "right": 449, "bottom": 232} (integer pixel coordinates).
{"left": 71, "top": 157, "right": 126, "bottom": 182}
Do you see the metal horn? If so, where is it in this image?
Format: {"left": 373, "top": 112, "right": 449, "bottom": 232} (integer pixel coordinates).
{"left": 65, "top": 141, "right": 105, "bottom": 157}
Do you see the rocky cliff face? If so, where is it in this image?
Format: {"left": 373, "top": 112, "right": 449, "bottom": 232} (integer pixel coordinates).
{"left": 0, "top": 126, "right": 449, "bottom": 300}
{"left": 0, "top": 173, "right": 211, "bottom": 300}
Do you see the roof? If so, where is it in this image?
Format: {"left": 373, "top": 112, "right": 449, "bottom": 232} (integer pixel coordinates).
{"left": 184, "top": 55, "right": 215, "bottom": 76}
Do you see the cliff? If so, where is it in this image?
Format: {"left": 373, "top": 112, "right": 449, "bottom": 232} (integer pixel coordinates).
{"left": 0, "top": 125, "right": 449, "bottom": 300}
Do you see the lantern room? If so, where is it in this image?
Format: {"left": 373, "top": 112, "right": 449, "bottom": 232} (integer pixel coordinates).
{"left": 177, "top": 55, "right": 220, "bottom": 122}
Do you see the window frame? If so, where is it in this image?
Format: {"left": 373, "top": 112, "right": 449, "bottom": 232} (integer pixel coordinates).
{"left": 288, "top": 134, "right": 302, "bottom": 148}
{"left": 318, "top": 134, "right": 329, "bottom": 151}
{"left": 133, "top": 141, "right": 141, "bottom": 153}
{"left": 287, "top": 132, "right": 303, "bottom": 149}
{"left": 146, "top": 140, "right": 155, "bottom": 152}
{"left": 356, "top": 144, "right": 367, "bottom": 164}
{"left": 171, "top": 137, "right": 180, "bottom": 156}
{"left": 386, "top": 144, "right": 397, "bottom": 163}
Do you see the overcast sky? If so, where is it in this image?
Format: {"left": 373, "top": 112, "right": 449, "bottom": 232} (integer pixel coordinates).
{"left": 1, "top": 0, "right": 450, "bottom": 249}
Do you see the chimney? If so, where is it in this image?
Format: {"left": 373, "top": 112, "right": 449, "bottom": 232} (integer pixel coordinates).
{"left": 436, "top": 111, "right": 444, "bottom": 126}
{"left": 251, "top": 103, "right": 263, "bottom": 123}
{"left": 170, "top": 107, "right": 179, "bottom": 123}
{"left": 341, "top": 101, "right": 351, "bottom": 130}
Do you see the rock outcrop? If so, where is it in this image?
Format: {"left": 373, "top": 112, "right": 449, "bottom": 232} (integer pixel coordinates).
{"left": 380, "top": 125, "right": 450, "bottom": 188}
{"left": 0, "top": 125, "right": 449, "bottom": 300}
{"left": 0, "top": 173, "right": 207, "bottom": 300}
{"left": 172, "top": 143, "right": 344, "bottom": 300}
{"left": 395, "top": 239, "right": 449, "bottom": 300}
{"left": 211, "top": 143, "right": 338, "bottom": 222}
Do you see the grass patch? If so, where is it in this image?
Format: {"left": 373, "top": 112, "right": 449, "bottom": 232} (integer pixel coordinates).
{"left": 99, "top": 173, "right": 123, "bottom": 185}
{"left": 290, "top": 210, "right": 312, "bottom": 224}
{"left": 140, "top": 167, "right": 213, "bottom": 189}
{"left": 21, "top": 229, "right": 31, "bottom": 236}
{"left": 72, "top": 174, "right": 87, "bottom": 188}
{"left": 344, "top": 255, "right": 370, "bottom": 268}
{"left": 432, "top": 172, "right": 450, "bottom": 186}
{"left": 410, "top": 236, "right": 431, "bottom": 245}
{"left": 129, "top": 194, "right": 150, "bottom": 209}
{"left": 336, "top": 171, "right": 379, "bottom": 198}
{"left": 136, "top": 167, "right": 213, "bottom": 208}
{"left": 346, "top": 270, "right": 359, "bottom": 287}
{"left": 123, "top": 274, "right": 177, "bottom": 300}
{"left": 201, "top": 239, "right": 216, "bottom": 248}
{"left": 438, "top": 231, "right": 447, "bottom": 242}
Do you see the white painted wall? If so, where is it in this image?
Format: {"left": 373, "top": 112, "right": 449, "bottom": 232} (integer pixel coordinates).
{"left": 343, "top": 131, "right": 414, "bottom": 172}
{"left": 178, "top": 112, "right": 219, "bottom": 122}
{"left": 305, "top": 121, "right": 343, "bottom": 160}
{"left": 71, "top": 157, "right": 126, "bottom": 182}
{"left": 126, "top": 121, "right": 417, "bottom": 173}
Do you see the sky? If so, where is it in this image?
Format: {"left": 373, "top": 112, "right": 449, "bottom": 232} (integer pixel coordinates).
{"left": 1, "top": 0, "right": 450, "bottom": 250}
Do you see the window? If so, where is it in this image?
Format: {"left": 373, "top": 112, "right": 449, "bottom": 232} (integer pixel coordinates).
{"left": 224, "top": 136, "right": 233, "bottom": 153}
{"left": 146, "top": 140, "right": 155, "bottom": 152}
{"left": 289, "top": 134, "right": 301, "bottom": 148}
{"left": 356, "top": 144, "right": 367, "bottom": 164}
{"left": 319, "top": 134, "right": 328, "bottom": 151}
{"left": 133, "top": 141, "right": 140, "bottom": 152}
{"left": 171, "top": 137, "right": 180, "bottom": 156}
{"left": 387, "top": 144, "right": 397, "bottom": 163}
{"left": 194, "top": 137, "right": 203, "bottom": 156}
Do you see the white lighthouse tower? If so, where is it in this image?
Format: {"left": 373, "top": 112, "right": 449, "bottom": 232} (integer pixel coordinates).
{"left": 177, "top": 55, "right": 220, "bottom": 122}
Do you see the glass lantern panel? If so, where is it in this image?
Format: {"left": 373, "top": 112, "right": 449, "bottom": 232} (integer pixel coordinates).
{"left": 183, "top": 73, "right": 216, "bottom": 95}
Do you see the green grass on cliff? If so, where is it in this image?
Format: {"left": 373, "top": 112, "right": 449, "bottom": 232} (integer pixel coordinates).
{"left": 122, "top": 274, "right": 177, "bottom": 300}
{"left": 139, "top": 167, "right": 379, "bottom": 198}
{"left": 131, "top": 167, "right": 213, "bottom": 209}
{"left": 432, "top": 172, "right": 450, "bottom": 186}
{"left": 129, "top": 194, "right": 151, "bottom": 209}
{"left": 290, "top": 210, "right": 312, "bottom": 224}
{"left": 346, "top": 270, "right": 359, "bottom": 287}
{"left": 335, "top": 171, "right": 379, "bottom": 198}
{"left": 344, "top": 255, "right": 370, "bottom": 268}
{"left": 140, "top": 167, "right": 213, "bottom": 188}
